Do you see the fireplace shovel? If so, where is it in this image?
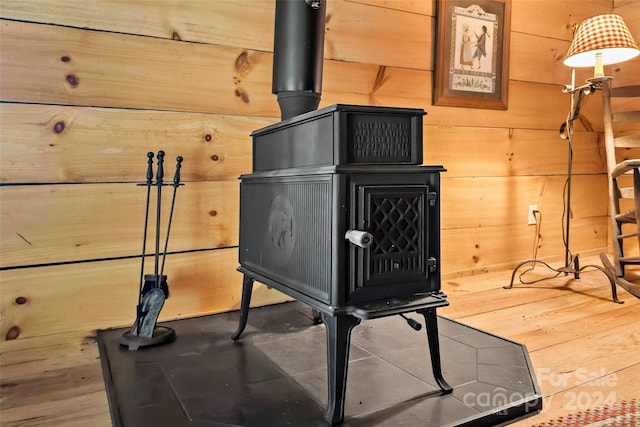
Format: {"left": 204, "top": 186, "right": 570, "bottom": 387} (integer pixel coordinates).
{"left": 120, "top": 151, "right": 183, "bottom": 351}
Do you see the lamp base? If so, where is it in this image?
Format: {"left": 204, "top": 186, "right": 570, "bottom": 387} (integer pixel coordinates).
{"left": 504, "top": 254, "right": 623, "bottom": 304}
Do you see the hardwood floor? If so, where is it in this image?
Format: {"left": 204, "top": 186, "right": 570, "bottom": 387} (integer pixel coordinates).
{"left": 439, "top": 257, "right": 640, "bottom": 426}
{"left": 1, "top": 255, "right": 638, "bottom": 426}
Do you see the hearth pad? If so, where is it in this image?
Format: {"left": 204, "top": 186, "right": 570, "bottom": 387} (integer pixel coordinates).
{"left": 98, "top": 301, "right": 542, "bottom": 426}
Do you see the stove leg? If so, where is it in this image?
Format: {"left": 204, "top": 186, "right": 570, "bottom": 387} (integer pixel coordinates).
{"left": 417, "top": 308, "right": 453, "bottom": 394}
{"left": 321, "top": 313, "right": 361, "bottom": 425}
{"left": 231, "top": 274, "right": 254, "bottom": 341}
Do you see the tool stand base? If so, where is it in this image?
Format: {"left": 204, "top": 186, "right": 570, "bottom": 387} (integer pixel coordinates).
{"left": 119, "top": 326, "right": 175, "bottom": 351}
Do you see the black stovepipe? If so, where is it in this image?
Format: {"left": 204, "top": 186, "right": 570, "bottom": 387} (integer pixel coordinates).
{"left": 272, "top": 0, "right": 326, "bottom": 120}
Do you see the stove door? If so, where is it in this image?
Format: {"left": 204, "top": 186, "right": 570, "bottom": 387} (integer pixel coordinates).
{"left": 348, "top": 175, "right": 439, "bottom": 303}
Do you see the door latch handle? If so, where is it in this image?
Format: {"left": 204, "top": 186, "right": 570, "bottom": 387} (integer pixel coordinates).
{"left": 345, "top": 230, "right": 373, "bottom": 248}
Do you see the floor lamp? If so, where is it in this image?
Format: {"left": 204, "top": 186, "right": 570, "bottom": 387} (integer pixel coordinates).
{"left": 506, "top": 14, "right": 640, "bottom": 303}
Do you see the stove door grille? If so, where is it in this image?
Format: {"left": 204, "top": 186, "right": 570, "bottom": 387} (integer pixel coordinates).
{"left": 349, "top": 179, "right": 436, "bottom": 302}
{"left": 362, "top": 185, "right": 429, "bottom": 284}
{"left": 371, "top": 193, "right": 423, "bottom": 271}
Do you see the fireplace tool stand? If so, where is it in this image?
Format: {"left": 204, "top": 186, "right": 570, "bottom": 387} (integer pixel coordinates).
{"left": 505, "top": 75, "right": 621, "bottom": 303}
{"left": 120, "top": 151, "right": 184, "bottom": 350}
{"left": 232, "top": 271, "right": 452, "bottom": 425}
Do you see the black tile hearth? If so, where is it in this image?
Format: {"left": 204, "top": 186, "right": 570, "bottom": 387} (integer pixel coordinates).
{"left": 98, "top": 301, "right": 541, "bottom": 427}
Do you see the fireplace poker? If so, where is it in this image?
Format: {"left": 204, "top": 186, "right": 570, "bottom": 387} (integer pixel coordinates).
{"left": 159, "top": 156, "right": 184, "bottom": 279}
{"left": 136, "top": 151, "right": 154, "bottom": 334}
{"left": 154, "top": 150, "right": 165, "bottom": 288}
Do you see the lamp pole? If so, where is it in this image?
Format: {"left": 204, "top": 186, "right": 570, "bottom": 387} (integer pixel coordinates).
{"left": 505, "top": 73, "right": 620, "bottom": 301}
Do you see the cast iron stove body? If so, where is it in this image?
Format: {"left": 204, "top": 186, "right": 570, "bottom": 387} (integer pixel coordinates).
{"left": 232, "top": 104, "right": 452, "bottom": 424}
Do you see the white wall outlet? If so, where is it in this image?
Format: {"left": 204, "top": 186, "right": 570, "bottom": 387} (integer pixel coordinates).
{"left": 528, "top": 205, "right": 538, "bottom": 225}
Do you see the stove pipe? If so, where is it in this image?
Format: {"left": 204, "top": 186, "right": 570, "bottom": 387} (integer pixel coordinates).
{"left": 272, "top": 0, "right": 326, "bottom": 120}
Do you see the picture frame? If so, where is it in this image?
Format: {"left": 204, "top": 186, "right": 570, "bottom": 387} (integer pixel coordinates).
{"left": 434, "top": 0, "right": 511, "bottom": 110}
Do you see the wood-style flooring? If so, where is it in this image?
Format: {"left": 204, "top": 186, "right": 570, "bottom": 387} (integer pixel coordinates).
{"left": 1, "top": 255, "right": 638, "bottom": 426}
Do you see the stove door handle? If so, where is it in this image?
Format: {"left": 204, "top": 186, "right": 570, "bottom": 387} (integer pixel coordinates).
{"left": 345, "top": 230, "right": 373, "bottom": 249}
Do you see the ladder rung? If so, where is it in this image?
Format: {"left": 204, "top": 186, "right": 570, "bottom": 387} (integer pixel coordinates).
{"left": 618, "top": 187, "right": 635, "bottom": 198}
{"left": 617, "top": 232, "right": 639, "bottom": 240}
{"left": 615, "top": 134, "right": 640, "bottom": 148}
{"left": 612, "top": 111, "right": 640, "bottom": 123}
{"left": 611, "top": 85, "right": 640, "bottom": 97}
{"left": 615, "top": 210, "right": 637, "bottom": 223}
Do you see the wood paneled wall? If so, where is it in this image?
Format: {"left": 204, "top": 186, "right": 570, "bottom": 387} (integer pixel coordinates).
{"left": 1, "top": 0, "right": 639, "bottom": 340}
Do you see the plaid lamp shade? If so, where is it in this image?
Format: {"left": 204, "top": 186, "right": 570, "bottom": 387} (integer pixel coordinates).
{"left": 564, "top": 14, "right": 639, "bottom": 67}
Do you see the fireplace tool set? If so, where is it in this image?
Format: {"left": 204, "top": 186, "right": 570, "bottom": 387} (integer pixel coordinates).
{"left": 120, "top": 151, "right": 184, "bottom": 351}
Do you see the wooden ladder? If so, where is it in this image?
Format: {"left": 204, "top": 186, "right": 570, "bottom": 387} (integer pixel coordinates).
{"left": 600, "top": 81, "right": 640, "bottom": 298}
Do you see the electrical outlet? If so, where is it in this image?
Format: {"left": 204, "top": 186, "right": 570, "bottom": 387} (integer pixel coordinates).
{"left": 528, "top": 205, "right": 538, "bottom": 225}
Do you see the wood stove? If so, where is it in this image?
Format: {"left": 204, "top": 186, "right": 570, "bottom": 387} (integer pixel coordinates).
{"left": 231, "top": 1, "right": 451, "bottom": 424}
{"left": 232, "top": 104, "right": 452, "bottom": 425}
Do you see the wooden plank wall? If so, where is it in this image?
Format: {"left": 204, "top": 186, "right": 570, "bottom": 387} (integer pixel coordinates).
{"left": 1, "top": 0, "right": 638, "bottom": 341}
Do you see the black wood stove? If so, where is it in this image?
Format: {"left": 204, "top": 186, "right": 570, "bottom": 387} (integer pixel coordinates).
{"left": 232, "top": 104, "right": 452, "bottom": 424}
{"left": 231, "top": 1, "right": 452, "bottom": 424}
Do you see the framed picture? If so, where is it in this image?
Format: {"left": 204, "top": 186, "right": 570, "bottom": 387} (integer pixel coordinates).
{"left": 434, "top": 0, "right": 511, "bottom": 109}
